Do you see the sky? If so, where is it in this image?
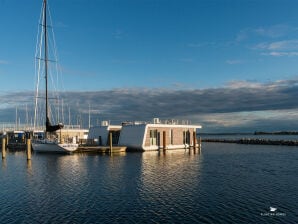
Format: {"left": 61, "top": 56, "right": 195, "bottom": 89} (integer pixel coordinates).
{"left": 1, "top": 0, "right": 298, "bottom": 132}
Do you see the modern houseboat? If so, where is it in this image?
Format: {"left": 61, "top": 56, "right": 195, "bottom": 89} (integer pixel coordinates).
{"left": 119, "top": 118, "right": 202, "bottom": 151}
{"left": 87, "top": 121, "right": 122, "bottom": 146}
{"left": 80, "top": 121, "right": 126, "bottom": 153}
{"left": 87, "top": 118, "right": 202, "bottom": 151}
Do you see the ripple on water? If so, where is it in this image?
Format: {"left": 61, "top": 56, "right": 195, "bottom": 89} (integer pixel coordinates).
{"left": 0, "top": 145, "right": 297, "bottom": 223}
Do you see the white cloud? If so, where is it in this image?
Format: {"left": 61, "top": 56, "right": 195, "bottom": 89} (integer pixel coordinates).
{"left": 179, "top": 58, "right": 194, "bottom": 63}
{"left": 194, "top": 109, "right": 298, "bottom": 132}
{"left": 225, "top": 80, "right": 262, "bottom": 89}
{"left": 236, "top": 24, "right": 298, "bottom": 42}
{"left": 262, "top": 51, "right": 298, "bottom": 57}
{"left": 187, "top": 43, "right": 205, "bottom": 48}
{"left": 254, "top": 24, "right": 296, "bottom": 38}
{"left": 0, "top": 60, "right": 8, "bottom": 64}
{"left": 254, "top": 39, "right": 298, "bottom": 51}
{"left": 225, "top": 59, "right": 245, "bottom": 65}
{"left": 253, "top": 39, "right": 298, "bottom": 57}
{"left": 236, "top": 25, "right": 298, "bottom": 57}
{"left": 112, "top": 29, "right": 125, "bottom": 39}
{"left": 268, "top": 40, "right": 298, "bottom": 51}
{"left": 187, "top": 42, "right": 217, "bottom": 48}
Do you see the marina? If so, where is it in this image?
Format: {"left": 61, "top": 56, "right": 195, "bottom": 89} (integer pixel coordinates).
{"left": 1, "top": 0, "right": 298, "bottom": 223}
{"left": 0, "top": 118, "right": 202, "bottom": 155}
{"left": 0, "top": 1, "right": 200, "bottom": 155}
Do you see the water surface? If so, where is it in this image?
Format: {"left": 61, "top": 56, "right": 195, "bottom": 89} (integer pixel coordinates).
{"left": 1, "top": 143, "right": 297, "bottom": 223}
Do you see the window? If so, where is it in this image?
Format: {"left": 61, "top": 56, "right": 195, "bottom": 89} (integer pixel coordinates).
{"left": 150, "top": 129, "right": 158, "bottom": 146}
{"left": 169, "top": 129, "right": 174, "bottom": 144}
{"left": 183, "top": 130, "right": 190, "bottom": 144}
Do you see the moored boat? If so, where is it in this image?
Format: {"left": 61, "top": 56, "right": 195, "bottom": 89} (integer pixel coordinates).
{"left": 32, "top": 0, "right": 78, "bottom": 153}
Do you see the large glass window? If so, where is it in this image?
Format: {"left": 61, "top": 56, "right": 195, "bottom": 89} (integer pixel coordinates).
{"left": 150, "top": 129, "right": 158, "bottom": 146}
{"left": 169, "top": 129, "right": 174, "bottom": 144}
{"left": 183, "top": 130, "right": 190, "bottom": 144}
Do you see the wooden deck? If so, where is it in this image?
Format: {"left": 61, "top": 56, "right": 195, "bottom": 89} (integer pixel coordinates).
{"left": 76, "top": 145, "right": 127, "bottom": 153}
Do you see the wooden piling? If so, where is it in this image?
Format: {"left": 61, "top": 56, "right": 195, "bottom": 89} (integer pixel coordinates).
{"left": 6, "top": 135, "right": 9, "bottom": 149}
{"left": 2, "top": 137, "right": 6, "bottom": 159}
{"left": 109, "top": 132, "right": 113, "bottom": 153}
{"left": 26, "top": 139, "right": 31, "bottom": 160}
{"left": 193, "top": 131, "right": 196, "bottom": 150}
{"left": 163, "top": 131, "right": 166, "bottom": 150}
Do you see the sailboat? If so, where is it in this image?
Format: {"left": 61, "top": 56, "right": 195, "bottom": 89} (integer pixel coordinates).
{"left": 32, "top": 0, "right": 78, "bottom": 153}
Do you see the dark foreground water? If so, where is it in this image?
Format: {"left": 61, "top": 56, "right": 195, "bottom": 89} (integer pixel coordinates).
{"left": 1, "top": 143, "right": 298, "bottom": 223}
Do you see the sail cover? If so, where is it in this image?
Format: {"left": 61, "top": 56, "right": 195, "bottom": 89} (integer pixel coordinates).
{"left": 46, "top": 117, "right": 64, "bottom": 132}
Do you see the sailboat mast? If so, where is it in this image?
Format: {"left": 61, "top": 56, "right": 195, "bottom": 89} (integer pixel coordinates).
{"left": 44, "top": 0, "right": 49, "bottom": 124}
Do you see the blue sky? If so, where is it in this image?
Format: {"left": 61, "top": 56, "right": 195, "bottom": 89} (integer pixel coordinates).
{"left": 1, "top": 0, "right": 298, "bottom": 132}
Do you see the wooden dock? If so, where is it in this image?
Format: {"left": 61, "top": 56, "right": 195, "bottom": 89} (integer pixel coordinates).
{"left": 76, "top": 145, "right": 127, "bottom": 153}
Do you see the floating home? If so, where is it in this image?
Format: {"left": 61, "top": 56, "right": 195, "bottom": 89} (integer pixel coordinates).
{"left": 119, "top": 119, "right": 202, "bottom": 151}
{"left": 87, "top": 121, "right": 122, "bottom": 146}
{"left": 87, "top": 119, "right": 202, "bottom": 151}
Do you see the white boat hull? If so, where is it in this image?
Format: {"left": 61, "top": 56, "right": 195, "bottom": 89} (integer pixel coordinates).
{"left": 32, "top": 142, "right": 78, "bottom": 153}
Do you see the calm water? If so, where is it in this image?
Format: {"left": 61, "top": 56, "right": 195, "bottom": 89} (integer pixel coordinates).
{"left": 1, "top": 143, "right": 298, "bottom": 223}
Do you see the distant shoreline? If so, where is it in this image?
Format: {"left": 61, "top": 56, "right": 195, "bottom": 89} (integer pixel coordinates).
{"left": 200, "top": 131, "right": 298, "bottom": 135}
{"left": 254, "top": 131, "right": 298, "bottom": 135}
{"left": 202, "top": 138, "right": 298, "bottom": 146}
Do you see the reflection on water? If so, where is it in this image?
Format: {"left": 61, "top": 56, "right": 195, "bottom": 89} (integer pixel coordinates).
{"left": 26, "top": 159, "right": 32, "bottom": 176}
{"left": 0, "top": 145, "right": 297, "bottom": 223}
{"left": 138, "top": 150, "right": 202, "bottom": 222}
{"left": 140, "top": 149, "right": 201, "bottom": 196}
{"left": 1, "top": 158, "right": 6, "bottom": 169}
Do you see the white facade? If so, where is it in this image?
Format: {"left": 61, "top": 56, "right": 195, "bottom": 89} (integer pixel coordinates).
{"left": 118, "top": 124, "right": 147, "bottom": 149}
{"left": 87, "top": 125, "right": 122, "bottom": 145}
{"left": 118, "top": 123, "right": 202, "bottom": 151}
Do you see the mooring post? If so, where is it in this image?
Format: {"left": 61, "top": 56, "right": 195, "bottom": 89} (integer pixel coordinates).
{"left": 2, "top": 137, "right": 6, "bottom": 159}
{"left": 26, "top": 138, "right": 31, "bottom": 160}
{"left": 199, "top": 137, "right": 202, "bottom": 153}
{"left": 6, "top": 135, "right": 9, "bottom": 147}
{"left": 163, "top": 131, "right": 166, "bottom": 151}
{"left": 193, "top": 131, "right": 196, "bottom": 150}
{"left": 109, "top": 132, "right": 113, "bottom": 154}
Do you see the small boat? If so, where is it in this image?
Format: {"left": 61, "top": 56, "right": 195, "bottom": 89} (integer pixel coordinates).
{"left": 32, "top": 0, "right": 78, "bottom": 153}
{"left": 6, "top": 131, "right": 27, "bottom": 151}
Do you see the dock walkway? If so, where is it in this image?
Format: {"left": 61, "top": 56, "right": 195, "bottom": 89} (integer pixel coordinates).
{"left": 76, "top": 145, "right": 127, "bottom": 153}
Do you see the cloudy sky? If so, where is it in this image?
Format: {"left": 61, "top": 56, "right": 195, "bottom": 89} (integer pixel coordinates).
{"left": 1, "top": 0, "right": 298, "bottom": 132}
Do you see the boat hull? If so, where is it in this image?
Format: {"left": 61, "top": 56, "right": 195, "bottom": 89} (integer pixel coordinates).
{"left": 32, "top": 142, "right": 78, "bottom": 153}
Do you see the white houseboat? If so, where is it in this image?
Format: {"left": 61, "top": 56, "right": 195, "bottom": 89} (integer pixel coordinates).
{"left": 87, "top": 121, "right": 122, "bottom": 146}
{"left": 87, "top": 118, "right": 202, "bottom": 151}
{"left": 118, "top": 118, "right": 202, "bottom": 151}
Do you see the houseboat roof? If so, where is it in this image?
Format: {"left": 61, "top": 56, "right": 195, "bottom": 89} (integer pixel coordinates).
{"left": 121, "top": 118, "right": 202, "bottom": 129}
{"left": 123, "top": 123, "right": 202, "bottom": 129}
